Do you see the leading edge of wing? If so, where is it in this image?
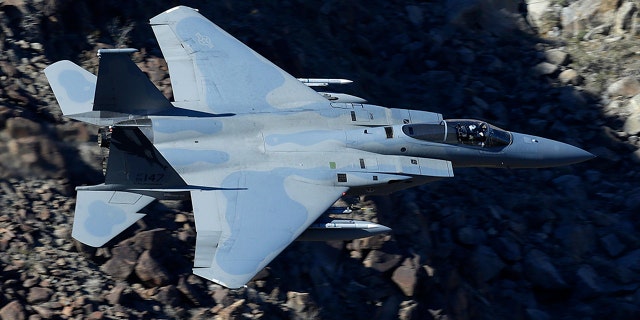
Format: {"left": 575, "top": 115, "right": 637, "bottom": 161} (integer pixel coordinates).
{"left": 149, "top": 6, "right": 328, "bottom": 114}
{"left": 190, "top": 172, "right": 347, "bottom": 288}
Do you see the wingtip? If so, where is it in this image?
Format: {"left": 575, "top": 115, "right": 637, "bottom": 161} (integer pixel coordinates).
{"left": 193, "top": 268, "right": 249, "bottom": 289}
{"left": 165, "top": 5, "right": 198, "bottom": 14}
{"left": 150, "top": 5, "right": 201, "bottom": 25}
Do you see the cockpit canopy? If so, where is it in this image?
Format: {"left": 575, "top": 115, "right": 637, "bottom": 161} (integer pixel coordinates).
{"left": 402, "top": 119, "right": 512, "bottom": 148}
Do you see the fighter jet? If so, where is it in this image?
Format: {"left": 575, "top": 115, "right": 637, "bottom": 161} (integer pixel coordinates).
{"left": 44, "top": 6, "right": 593, "bottom": 288}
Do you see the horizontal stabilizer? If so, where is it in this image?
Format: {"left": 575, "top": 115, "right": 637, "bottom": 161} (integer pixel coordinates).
{"left": 44, "top": 60, "right": 96, "bottom": 119}
{"left": 72, "top": 190, "right": 155, "bottom": 247}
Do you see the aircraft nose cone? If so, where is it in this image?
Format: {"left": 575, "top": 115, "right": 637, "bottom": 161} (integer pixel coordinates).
{"left": 506, "top": 133, "right": 595, "bottom": 168}
{"left": 555, "top": 144, "right": 595, "bottom": 165}
{"left": 533, "top": 136, "right": 595, "bottom": 166}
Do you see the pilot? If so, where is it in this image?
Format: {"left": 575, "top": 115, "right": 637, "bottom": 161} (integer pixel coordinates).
{"left": 456, "top": 124, "right": 469, "bottom": 142}
{"left": 476, "top": 122, "right": 489, "bottom": 146}
{"left": 467, "top": 123, "right": 480, "bottom": 143}
{"left": 478, "top": 123, "right": 487, "bottom": 139}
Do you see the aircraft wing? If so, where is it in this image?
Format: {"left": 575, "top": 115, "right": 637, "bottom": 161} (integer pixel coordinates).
{"left": 149, "top": 6, "right": 328, "bottom": 114}
{"left": 189, "top": 173, "right": 347, "bottom": 288}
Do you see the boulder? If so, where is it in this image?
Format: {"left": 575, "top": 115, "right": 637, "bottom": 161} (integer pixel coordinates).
{"left": 177, "top": 276, "right": 212, "bottom": 306}
{"left": 545, "top": 49, "right": 569, "bottom": 66}
{"left": 218, "top": 299, "right": 246, "bottom": 319}
{"left": 0, "top": 301, "right": 25, "bottom": 320}
{"left": 523, "top": 249, "right": 567, "bottom": 289}
{"left": 525, "top": 308, "right": 551, "bottom": 320}
{"left": 558, "top": 69, "right": 583, "bottom": 85}
{"left": 561, "top": 0, "right": 606, "bottom": 37}
{"left": 532, "top": 62, "right": 558, "bottom": 76}
{"left": 456, "top": 226, "right": 486, "bottom": 245}
{"left": 553, "top": 172, "right": 584, "bottom": 187}
{"left": 468, "top": 245, "right": 505, "bottom": 283}
{"left": 391, "top": 257, "right": 419, "bottom": 296}
{"left": 105, "top": 284, "right": 124, "bottom": 305}
{"left": 526, "top": 0, "right": 553, "bottom": 33}
{"left": 607, "top": 76, "right": 640, "bottom": 97}
{"left": 4, "top": 117, "right": 41, "bottom": 139}
{"left": 405, "top": 5, "right": 424, "bottom": 27}
{"left": 600, "top": 233, "right": 626, "bottom": 257}
{"left": 26, "top": 287, "right": 53, "bottom": 304}
{"left": 286, "top": 292, "right": 311, "bottom": 313}
{"left": 617, "top": 249, "right": 640, "bottom": 273}
{"left": 575, "top": 265, "right": 602, "bottom": 299}
{"left": 134, "top": 250, "right": 171, "bottom": 287}
{"left": 623, "top": 114, "right": 640, "bottom": 135}
{"left": 132, "top": 228, "right": 169, "bottom": 256}
{"left": 627, "top": 94, "right": 640, "bottom": 115}
{"left": 493, "top": 236, "right": 522, "bottom": 262}
{"left": 32, "top": 305, "right": 53, "bottom": 319}
{"left": 553, "top": 223, "right": 595, "bottom": 258}
{"left": 363, "top": 249, "right": 402, "bottom": 273}
{"left": 100, "top": 245, "right": 141, "bottom": 280}
{"left": 155, "top": 285, "right": 181, "bottom": 307}
{"left": 614, "top": 1, "right": 637, "bottom": 35}
{"left": 447, "top": 0, "right": 520, "bottom": 33}
{"left": 631, "top": 148, "right": 640, "bottom": 163}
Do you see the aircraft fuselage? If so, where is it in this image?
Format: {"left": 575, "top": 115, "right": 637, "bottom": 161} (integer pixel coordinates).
{"left": 136, "top": 102, "right": 592, "bottom": 196}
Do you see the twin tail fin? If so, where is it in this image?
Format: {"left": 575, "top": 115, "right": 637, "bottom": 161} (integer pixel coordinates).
{"left": 44, "top": 48, "right": 213, "bottom": 126}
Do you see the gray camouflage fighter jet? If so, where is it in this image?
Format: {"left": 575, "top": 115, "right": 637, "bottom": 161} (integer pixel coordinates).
{"left": 44, "top": 6, "right": 593, "bottom": 288}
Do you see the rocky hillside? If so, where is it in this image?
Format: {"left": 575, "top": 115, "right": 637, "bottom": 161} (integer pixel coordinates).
{"left": 1, "top": 0, "right": 640, "bottom": 319}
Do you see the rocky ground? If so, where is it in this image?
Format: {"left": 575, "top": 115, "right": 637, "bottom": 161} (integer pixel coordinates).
{"left": 1, "top": 0, "right": 640, "bottom": 319}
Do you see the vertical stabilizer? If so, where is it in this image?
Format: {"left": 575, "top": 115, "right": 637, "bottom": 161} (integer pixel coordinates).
{"left": 93, "top": 49, "right": 174, "bottom": 115}
{"left": 105, "top": 125, "right": 187, "bottom": 188}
